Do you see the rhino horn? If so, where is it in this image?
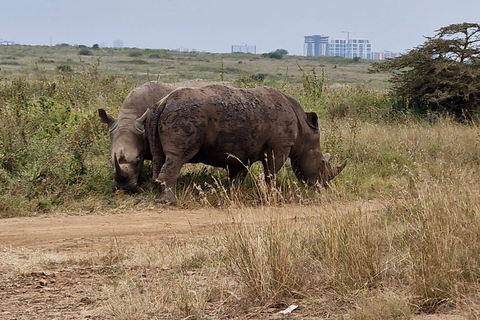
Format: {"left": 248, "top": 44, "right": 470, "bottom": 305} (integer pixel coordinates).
{"left": 114, "top": 152, "right": 128, "bottom": 178}
{"left": 117, "top": 149, "right": 127, "bottom": 164}
{"left": 332, "top": 159, "right": 348, "bottom": 179}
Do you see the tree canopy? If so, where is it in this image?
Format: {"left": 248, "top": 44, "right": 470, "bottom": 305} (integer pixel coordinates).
{"left": 371, "top": 22, "right": 480, "bottom": 119}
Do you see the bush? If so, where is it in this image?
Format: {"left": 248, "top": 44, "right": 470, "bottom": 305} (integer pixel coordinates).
{"left": 372, "top": 22, "right": 480, "bottom": 119}
{"left": 261, "top": 52, "right": 283, "bottom": 59}
{"left": 0, "top": 65, "right": 135, "bottom": 215}
{"left": 57, "top": 63, "right": 73, "bottom": 72}
{"left": 234, "top": 73, "right": 267, "bottom": 88}
{"left": 79, "top": 48, "right": 93, "bottom": 56}
{"left": 274, "top": 48, "right": 288, "bottom": 56}
{"left": 128, "top": 51, "right": 143, "bottom": 57}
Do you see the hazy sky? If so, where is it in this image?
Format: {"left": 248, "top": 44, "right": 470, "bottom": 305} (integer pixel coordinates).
{"left": 1, "top": 0, "right": 479, "bottom": 55}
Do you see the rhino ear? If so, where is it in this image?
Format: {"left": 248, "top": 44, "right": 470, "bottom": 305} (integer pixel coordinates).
{"left": 306, "top": 112, "right": 319, "bottom": 131}
{"left": 323, "top": 153, "right": 331, "bottom": 163}
{"left": 98, "top": 109, "right": 117, "bottom": 128}
{"left": 135, "top": 108, "right": 151, "bottom": 133}
{"left": 137, "top": 108, "right": 151, "bottom": 124}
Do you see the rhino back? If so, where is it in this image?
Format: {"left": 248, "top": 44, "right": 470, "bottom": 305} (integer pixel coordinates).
{"left": 117, "top": 81, "right": 173, "bottom": 122}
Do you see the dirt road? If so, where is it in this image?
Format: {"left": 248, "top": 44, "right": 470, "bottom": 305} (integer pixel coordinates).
{"left": 0, "top": 205, "right": 323, "bottom": 250}
{"left": 0, "top": 207, "right": 229, "bottom": 249}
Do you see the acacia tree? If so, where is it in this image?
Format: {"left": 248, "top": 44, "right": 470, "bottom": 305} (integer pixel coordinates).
{"left": 371, "top": 22, "right": 480, "bottom": 119}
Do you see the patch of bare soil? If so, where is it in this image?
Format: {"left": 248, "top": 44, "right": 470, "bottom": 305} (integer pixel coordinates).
{"left": 0, "top": 207, "right": 230, "bottom": 250}
{"left": 0, "top": 202, "right": 469, "bottom": 319}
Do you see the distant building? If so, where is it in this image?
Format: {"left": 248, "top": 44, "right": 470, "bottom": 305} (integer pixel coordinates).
{"left": 329, "top": 39, "right": 347, "bottom": 58}
{"left": 340, "top": 39, "right": 371, "bottom": 59}
{"left": 0, "top": 39, "right": 15, "bottom": 45}
{"left": 371, "top": 51, "right": 403, "bottom": 60}
{"left": 113, "top": 39, "right": 124, "bottom": 48}
{"left": 304, "top": 34, "right": 371, "bottom": 59}
{"left": 231, "top": 44, "right": 256, "bottom": 54}
{"left": 175, "top": 47, "right": 198, "bottom": 52}
{"left": 304, "top": 35, "right": 330, "bottom": 57}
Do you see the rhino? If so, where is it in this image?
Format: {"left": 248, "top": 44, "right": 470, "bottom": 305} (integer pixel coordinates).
{"left": 98, "top": 81, "right": 174, "bottom": 192}
{"left": 147, "top": 84, "right": 347, "bottom": 204}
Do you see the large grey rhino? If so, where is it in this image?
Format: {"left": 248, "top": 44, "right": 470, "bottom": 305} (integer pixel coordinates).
{"left": 147, "top": 84, "right": 347, "bottom": 204}
{"left": 98, "top": 81, "right": 173, "bottom": 192}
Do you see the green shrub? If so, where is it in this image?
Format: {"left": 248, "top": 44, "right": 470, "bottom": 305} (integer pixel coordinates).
{"left": 261, "top": 52, "right": 283, "bottom": 59}
{"left": 57, "top": 63, "right": 73, "bottom": 72}
{"left": 79, "top": 48, "right": 92, "bottom": 56}
{"left": 234, "top": 73, "right": 267, "bottom": 88}
{"left": 0, "top": 64, "right": 135, "bottom": 215}
{"left": 371, "top": 22, "right": 480, "bottom": 120}
{"left": 128, "top": 51, "right": 143, "bottom": 57}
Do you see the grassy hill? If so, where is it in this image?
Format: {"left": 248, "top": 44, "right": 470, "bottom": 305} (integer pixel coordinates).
{"left": 0, "top": 45, "right": 388, "bottom": 86}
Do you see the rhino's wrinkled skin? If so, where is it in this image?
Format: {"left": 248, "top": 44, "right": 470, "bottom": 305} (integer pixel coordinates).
{"left": 147, "top": 84, "right": 347, "bottom": 204}
{"left": 98, "top": 81, "right": 174, "bottom": 192}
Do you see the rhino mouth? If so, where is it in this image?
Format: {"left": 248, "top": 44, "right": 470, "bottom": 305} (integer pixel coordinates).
{"left": 112, "top": 151, "right": 142, "bottom": 193}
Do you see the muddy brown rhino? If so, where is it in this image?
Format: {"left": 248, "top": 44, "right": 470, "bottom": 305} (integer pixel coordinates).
{"left": 147, "top": 84, "right": 347, "bottom": 204}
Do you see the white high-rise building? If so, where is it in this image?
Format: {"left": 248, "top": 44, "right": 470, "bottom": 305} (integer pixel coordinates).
{"left": 330, "top": 39, "right": 371, "bottom": 59}
{"left": 304, "top": 34, "right": 372, "bottom": 59}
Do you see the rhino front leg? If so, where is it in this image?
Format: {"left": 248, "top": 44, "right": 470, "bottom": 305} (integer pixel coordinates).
{"left": 261, "top": 148, "right": 289, "bottom": 185}
{"left": 150, "top": 133, "right": 165, "bottom": 181}
{"left": 155, "top": 156, "right": 185, "bottom": 205}
{"left": 151, "top": 152, "right": 165, "bottom": 182}
{"left": 228, "top": 166, "right": 248, "bottom": 185}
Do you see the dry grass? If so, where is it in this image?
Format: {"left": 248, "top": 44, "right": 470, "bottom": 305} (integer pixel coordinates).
{"left": 3, "top": 175, "right": 480, "bottom": 318}
{"left": 2, "top": 45, "right": 480, "bottom": 318}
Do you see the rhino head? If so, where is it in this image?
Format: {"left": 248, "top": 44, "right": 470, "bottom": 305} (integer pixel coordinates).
{"left": 291, "top": 112, "right": 347, "bottom": 188}
{"left": 98, "top": 108, "right": 151, "bottom": 193}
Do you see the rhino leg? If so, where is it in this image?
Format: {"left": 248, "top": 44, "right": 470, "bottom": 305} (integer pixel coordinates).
{"left": 151, "top": 152, "right": 165, "bottom": 182}
{"left": 155, "top": 156, "right": 186, "bottom": 205}
{"left": 228, "top": 167, "right": 248, "bottom": 185}
{"left": 261, "top": 148, "right": 290, "bottom": 185}
{"left": 150, "top": 130, "right": 165, "bottom": 181}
